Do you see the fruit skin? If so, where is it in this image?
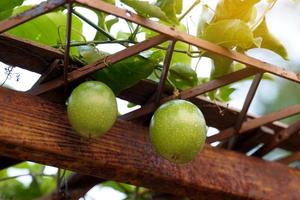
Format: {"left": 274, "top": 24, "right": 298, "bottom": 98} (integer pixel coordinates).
{"left": 149, "top": 100, "right": 207, "bottom": 164}
{"left": 67, "top": 81, "right": 118, "bottom": 138}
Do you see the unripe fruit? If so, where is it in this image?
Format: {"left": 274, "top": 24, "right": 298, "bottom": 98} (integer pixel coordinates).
{"left": 150, "top": 100, "right": 207, "bottom": 164}
{"left": 67, "top": 81, "right": 117, "bottom": 138}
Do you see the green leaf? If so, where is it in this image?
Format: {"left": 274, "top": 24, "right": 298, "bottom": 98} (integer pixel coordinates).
{"left": 13, "top": 162, "right": 31, "bottom": 169}
{"left": 253, "top": 18, "right": 288, "bottom": 60}
{"left": 8, "top": 6, "right": 84, "bottom": 58}
{"left": 94, "top": 12, "right": 109, "bottom": 41}
{"left": 91, "top": 54, "right": 158, "bottom": 94}
{"left": 168, "top": 63, "right": 198, "bottom": 90}
{"left": 127, "top": 102, "right": 137, "bottom": 108}
{"left": 207, "top": 54, "right": 233, "bottom": 101}
{"left": 0, "top": 0, "right": 24, "bottom": 20}
{"left": 8, "top": 6, "right": 83, "bottom": 45}
{"left": 202, "top": 19, "right": 257, "bottom": 49}
{"left": 173, "top": 42, "right": 192, "bottom": 65}
{"left": 209, "top": 54, "right": 233, "bottom": 79}
{"left": 217, "top": 85, "right": 236, "bottom": 102}
{"left": 157, "top": 0, "right": 182, "bottom": 24}
{"left": 116, "top": 31, "right": 131, "bottom": 40}
{"left": 106, "top": 18, "right": 119, "bottom": 32}
{"left": 214, "top": 0, "right": 260, "bottom": 22}
{"left": 93, "top": 9, "right": 118, "bottom": 41}
{"left": 121, "top": 0, "right": 170, "bottom": 22}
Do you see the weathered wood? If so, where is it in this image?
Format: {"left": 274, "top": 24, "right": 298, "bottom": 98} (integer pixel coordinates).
{"left": 77, "top": 0, "right": 300, "bottom": 84}
{"left": 207, "top": 103, "right": 300, "bottom": 143}
{"left": 0, "top": 34, "right": 63, "bottom": 74}
{"left": 155, "top": 40, "right": 175, "bottom": 104}
{"left": 253, "top": 120, "right": 300, "bottom": 157}
{"left": 225, "top": 73, "right": 263, "bottom": 149}
{"left": 1, "top": 88, "right": 300, "bottom": 200}
{"left": 234, "top": 73, "right": 263, "bottom": 131}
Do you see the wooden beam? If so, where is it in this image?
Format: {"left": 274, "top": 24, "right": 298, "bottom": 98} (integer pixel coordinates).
{"left": 120, "top": 67, "right": 257, "bottom": 120}
{"left": 253, "top": 120, "right": 300, "bottom": 157}
{"left": 76, "top": 0, "right": 300, "bottom": 84}
{"left": 1, "top": 88, "right": 300, "bottom": 199}
{"left": 207, "top": 103, "right": 300, "bottom": 143}
{"left": 210, "top": 105, "right": 300, "bottom": 144}
{"left": 29, "top": 34, "right": 169, "bottom": 95}
{"left": 0, "top": 34, "right": 63, "bottom": 74}
{"left": 224, "top": 73, "right": 262, "bottom": 149}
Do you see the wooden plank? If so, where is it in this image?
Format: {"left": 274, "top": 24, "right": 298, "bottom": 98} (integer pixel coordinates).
{"left": 253, "top": 120, "right": 300, "bottom": 157}
{"left": 76, "top": 0, "right": 300, "bottom": 84}
{"left": 224, "top": 73, "right": 262, "bottom": 149}
{"left": 154, "top": 40, "right": 175, "bottom": 104}
{"left": 29, "top": 34, "right": 169, "bottom": 95}
{"left": 234, "top": 73, "right": 263, "bottom": 131}
{"left": 207, "top": 103, "right": 300, "bottom": 143}
{"left": 1, "top": 88, "right": 300, "bottom": 199}
{"left": 120, "top": 67, "right": 257, "bottom": 120}
{"left": 0, "top": 34, "right": 63, "bottom": 74}
{"left": 0, "top": 0, "right": 65, "bottom": 33}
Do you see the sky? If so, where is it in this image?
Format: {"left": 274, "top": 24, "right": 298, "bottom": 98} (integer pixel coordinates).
{"left": 1, "top": 0, "right": 300, "bottom": 199}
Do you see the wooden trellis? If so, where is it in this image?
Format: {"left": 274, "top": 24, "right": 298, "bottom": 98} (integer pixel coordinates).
{"left": 1, "top": 0, "right": 300, "bottom": 199}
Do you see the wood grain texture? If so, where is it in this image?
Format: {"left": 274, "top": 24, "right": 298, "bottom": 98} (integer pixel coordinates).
{"left": 1, "top": 88, "right": 300, "bottom": 200}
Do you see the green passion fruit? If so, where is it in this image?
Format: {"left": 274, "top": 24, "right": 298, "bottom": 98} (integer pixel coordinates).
{"left": 149, "top": 100, "right": 207, "bottom": 164}
{"left": 67, "top": 81, "right": 118, "bottom": 138}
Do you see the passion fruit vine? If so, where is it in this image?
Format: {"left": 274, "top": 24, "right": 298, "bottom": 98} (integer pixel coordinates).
{"left": 149, "top": 100, "right": 207, "bottom": 164}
